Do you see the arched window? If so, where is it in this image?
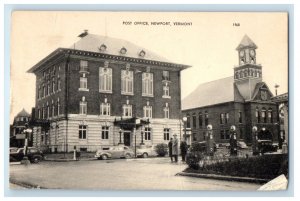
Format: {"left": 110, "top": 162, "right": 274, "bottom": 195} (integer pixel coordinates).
{"left": 204, "top": 111, "right": 209, "bottom": 126}
{"left": 186, "top": 114, "right": 191, "bottom": 128}
{"left": 261, "top": 108, "right": 267, "bottom": 123}
{"left": 256, "top": 107, "right": 260, "bottom": 123}
{"left": 268, "top": 108, "right": 273, "bottom": 123}
{"left": 198, "top": 112, "right": 203, "bottom": 127}
{"left": 192, "top": 113, "right": 196, "bottom": 128}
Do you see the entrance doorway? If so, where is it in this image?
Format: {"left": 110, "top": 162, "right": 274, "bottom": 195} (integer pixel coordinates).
{"left": 123, "top": 131, "right": 131, "bottom": 146}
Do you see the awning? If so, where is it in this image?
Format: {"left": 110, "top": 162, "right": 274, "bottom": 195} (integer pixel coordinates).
{"left": 114, "top": 117, "right": 150, "bottom": 130}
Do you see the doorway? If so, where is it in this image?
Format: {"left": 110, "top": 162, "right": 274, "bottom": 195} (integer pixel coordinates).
{"left": 123, "top": 131, "right": 131, "bottom": 146}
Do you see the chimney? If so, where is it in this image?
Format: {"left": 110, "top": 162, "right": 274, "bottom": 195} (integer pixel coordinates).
{"left": 78, "top": 30, "right": 88, "bottom": 38}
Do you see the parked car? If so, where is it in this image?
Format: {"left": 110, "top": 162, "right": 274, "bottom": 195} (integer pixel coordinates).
{"left": 225, "top": 141, "right": 249, "bottom": 149}
{"left": 95, "top": 146, "right": 134, "bottom": 160}
{"left": 257, "top": 140, "right": 278, "bottom": 154}
{"left": 136, "top": 145, "right": 157, "bottom": 158}
{"left": 9, "top": 147, "right": 19, "bottom": 153}
{"left": 10, "top": 147, "right": 44, "bottom": 163}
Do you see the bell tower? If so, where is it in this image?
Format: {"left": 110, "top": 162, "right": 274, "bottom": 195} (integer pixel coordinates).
{"left": 234, "top": 35, "right": 263, "bottom": 100}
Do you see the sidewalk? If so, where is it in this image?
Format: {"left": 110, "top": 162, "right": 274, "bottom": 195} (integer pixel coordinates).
{"left": 44, "top": 152, "right": 95, "bottom": 162}
{"left": 176, "top": 172, "right": 269, "bottom": 184}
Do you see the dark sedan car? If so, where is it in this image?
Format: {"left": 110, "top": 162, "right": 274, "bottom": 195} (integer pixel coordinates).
{"left": 10, "top": 147, "right": 44, "bottom": 163}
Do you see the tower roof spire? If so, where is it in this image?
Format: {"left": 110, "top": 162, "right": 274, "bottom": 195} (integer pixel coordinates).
{"left": 236, "top": 34, "right": 257, "bottom": 50}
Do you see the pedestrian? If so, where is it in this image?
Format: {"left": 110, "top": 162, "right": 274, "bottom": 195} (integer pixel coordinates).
{"left": 168, "top": 138, "right": 173, "bottom": 162}
{"left": 172, "top": 134, "right": 179, "bottom": 162}
{"left": 76, "top": 149, "right": 81, "bottom": 161}
{"left": 180, "top": 140, "right": 188, "bottom": 162}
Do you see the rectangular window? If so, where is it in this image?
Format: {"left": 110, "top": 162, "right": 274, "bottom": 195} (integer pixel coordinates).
{"left": 239, "top": 111, "right": 243, "bottom": 123}
{"left": 199, "top": 113, "right": 203, "bottom": 128}
{"left": 163, "top": 85, "right": 170, "bottom": 98}
{"left": 268, "top": 110, "right": 273, "bottom": 123}
{"left": 220, "top": 113, "right": 225, "bottom": 124}
{"left": 79, "top": 125, "right": 87, "bottom": 139}
{"left": 80, "top": 101, "right": 87, "bottom": 115}
{"left": 123, "top": 105, "right": 132, "bottom": 117}
{"left": 57, "top": 99, "right": 60, "bottom": 116}
{"left": 145, "top": 127, "right": 151, "bottom": 141}
{"left": 47, "top": 105, "right": 50, "bottom": 118}
{"left": 205, "top": 112, "right": 209, "bottom": 126}
{"left": 80, "top": 60, "right": 88, "bottom": 72}
{"left": 142, "top": 73, "right": 153, "bottom": 96}
{"left": 100, "top": 103, "right": 111, "bottom": 116}
{"left": 57, "top": 78, "right": 61, "bottom": 91}
{"left": 192, "top": 114, "right": 196, "bottom": 128}
{"left": 225, "top": 113, "right": 229, "bottom": 124}
{"left": 80, "top": 77, "right": 88, "bottom": 90}
{"left": 143, "top": 106, "right": 152, "bottom": 118}
{"left": 43, "top": 85, "right": 46, "bottom": 97}
{"left": 52, "top": 104, "right": 55, "bottom": 117}
{"left": 99, "top": 67, "right": 112, "bottom": 92}
{"left": 101, "top": 126, "right": 109, "bottom": 139}
{"left": 163, "top": 107, "right": 169, "bottom": 119}
{"left": 187, "top": 115, "right": 191, "bottom": 128}
{"left": 164, "top": 128, "right": 170, "bottom": 141}
{"left": 121, "top": 70, "right": 134, "bottom": 95}
{"left": 52, "top": 78, "right": 56, "bottom": 93}
{"left": 38, "top": 109, "right": 41, "bottom": 119}
{"left": 162, "top": 71, "right": 170, "bottom": 81}
{"left": 47, "top": 82, "right": 50, "bottom": 96}
{"left": 262, "top": 110, "right": 266, "bottom": 123}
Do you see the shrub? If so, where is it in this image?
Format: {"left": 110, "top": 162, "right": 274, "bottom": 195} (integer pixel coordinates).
{"left": 155, "top": 143, "right": 168, "bottom": 157}
{"left": 186, "top": 151, "right": 205, "bottom": 169}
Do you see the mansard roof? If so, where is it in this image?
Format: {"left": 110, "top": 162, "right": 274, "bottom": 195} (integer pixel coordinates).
{"left": 28, "top": 33, "right": 191, "bottom": 73}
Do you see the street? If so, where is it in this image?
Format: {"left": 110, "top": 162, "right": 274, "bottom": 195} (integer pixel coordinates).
{"left": 10, "top": 157, "right": 260, "bottom": 190}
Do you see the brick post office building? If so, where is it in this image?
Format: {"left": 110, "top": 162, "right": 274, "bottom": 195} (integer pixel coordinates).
{"left": 28, "top": 31, "right": 190, "bottom": 152}
{"left": 182, "top": 35, "right": 279, "bottom": 144}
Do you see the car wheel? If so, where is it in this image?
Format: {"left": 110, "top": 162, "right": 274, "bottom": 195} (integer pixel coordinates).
{"left": 101, "top": 155, "right": 108, "bottom": 160}
{"left": 142, "top": 153, "right": 148, "bottom": 158}
{"left": 32, "top": 157, "right": 40, "bottom": 163}
{"left": 125, "top": 153, "right": 131, "bottom": 159}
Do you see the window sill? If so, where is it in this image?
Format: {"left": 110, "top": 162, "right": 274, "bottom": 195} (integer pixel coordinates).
{"left": 142, "top": 94, "right": 154, "bottom": 98}
{"left": 99, "top": 90, "right": 112, "bottom": 94}
{"left": 121, "top": 92, "right": 134, "bottom": 96}
{"left": 79, "top": 88, "right": 89, "bottom": 92}
{"left": 162, "top": 95, "right": 171, "bottom": 99}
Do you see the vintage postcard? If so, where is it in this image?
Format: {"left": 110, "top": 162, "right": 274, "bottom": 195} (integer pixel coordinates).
{"left": 9, "top": 11, "right": 288, "bottom": 191}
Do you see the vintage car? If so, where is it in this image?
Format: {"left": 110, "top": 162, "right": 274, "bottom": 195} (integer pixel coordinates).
{"left": 95, "top": 146, "right": 134, "bottom": 160}
{"left": 256, "top": 140, "right": 278, "bottom": 154}
{"left": 136, "top": 145, "right": 157, "bottom": 158}
{"left": 10, "top": 147, "right": 44, "bottom": 163}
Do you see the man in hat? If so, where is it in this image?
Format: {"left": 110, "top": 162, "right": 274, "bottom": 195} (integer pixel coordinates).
{"left": 168, "top": 138, "right": 173, "bottom": 162}
{"left": 172, "top": 134, "right": 179, "bottom": 162}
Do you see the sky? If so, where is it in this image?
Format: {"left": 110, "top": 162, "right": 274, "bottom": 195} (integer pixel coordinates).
{"left": 10, "top": 11, "right": 288, "bottom": 123}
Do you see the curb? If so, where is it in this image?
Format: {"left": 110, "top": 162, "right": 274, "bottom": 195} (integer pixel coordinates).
{"left": 176, "top": 172, "right": 269, "bottom": 184}
{"left": 9, "top": 178, "right": 46, "bottom": 189}
{"left": 44, "top": 158, "right": 95, "bottom": 162}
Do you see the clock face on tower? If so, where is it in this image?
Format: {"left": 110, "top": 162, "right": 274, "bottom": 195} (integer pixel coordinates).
{"left": 250, "top": 49, "right": 255, "bottom": 57}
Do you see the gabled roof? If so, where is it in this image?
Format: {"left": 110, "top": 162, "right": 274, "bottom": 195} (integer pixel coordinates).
{"left": 236, "top": 34, "right": 258, "bottom": 50}
{"left": 252, "top": 82, "right": 274, "bottom": 100}
{"left": 182, "top": 76, "right": 235, "bottom": 110}
{"left": 72, "top": 34, "right": 170, "bottom": 62}
{"left": 16, "top": 108, "right": 30, "bottom": 117}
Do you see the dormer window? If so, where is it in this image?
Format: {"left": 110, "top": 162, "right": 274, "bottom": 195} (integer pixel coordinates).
{"left": 99, "top": 44, "right": 107, "bottom": 52}
{"left": 120, "top": 47, "right": 127, "bottom": 54}
{"left": 139, "top": 50, "right": 146, "bottom": 57}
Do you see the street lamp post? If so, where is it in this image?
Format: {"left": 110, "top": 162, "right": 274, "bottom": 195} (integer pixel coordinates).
{"left": 182, "top": 117, "right": 187, "bottom": 142}
{"left": 140, "top": 126, "right": 144, "bottom": 145}
{"left": 118, "top": 129, "right": 123, "bottom": 145}
{"left": 21, "top": 124, "right": 32, "bottom": 165}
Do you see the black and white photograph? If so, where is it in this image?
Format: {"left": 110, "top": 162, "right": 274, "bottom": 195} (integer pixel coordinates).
{"left": 8, "top": 11, "right": 289, "bottom": 192}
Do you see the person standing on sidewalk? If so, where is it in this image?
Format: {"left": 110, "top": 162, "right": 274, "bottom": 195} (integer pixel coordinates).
{"left": 180, "top": 140, "right": 188, "bottom": 162}
{"left": 168, "top": 138, "right": 173, "bottom": 162}
{"left": 172, "top": 134, "right": 179, "bottom": 162}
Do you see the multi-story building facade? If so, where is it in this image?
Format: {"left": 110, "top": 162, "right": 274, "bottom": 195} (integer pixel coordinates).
{"left": 182, "top": 35, "right": 279, "bottom": 144}
{"left": 28, "top": 31, "right": 190, "bottom": 152}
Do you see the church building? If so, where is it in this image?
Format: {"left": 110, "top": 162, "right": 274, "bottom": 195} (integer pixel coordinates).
{"left": 182, "top": 35, "right": 279, "bottom": 144}
{"left": 28, "top": 30, "right": 190, "bottom": 152}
